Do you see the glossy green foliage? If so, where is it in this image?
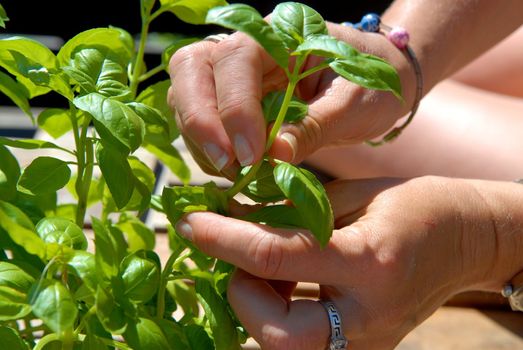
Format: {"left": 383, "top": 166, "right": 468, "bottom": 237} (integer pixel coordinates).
{"left": 271, "top": 2, "right": 328, "bottom": 50}
{"left": 0, "top": 262, "right": 35, "bottom": 321}
{"left": 17, "top": 156, "right": 71, "bottom": 196}
{"left": 160, "top": 0, "right": 229, "bottom": 24}
{"left": 35, "top": 217, "right": 88, "bottom": 250}
{"left": 206, "top": 4, "right": 290, "bottom": 68}
{"left": 274, "top": 162, "right": 334, "bottom": 247}
{"left": 239, "top": 159, "right": 285, "bottom": 203}
{"left": 30, "top": 279, "right": 78, "bottom": 334}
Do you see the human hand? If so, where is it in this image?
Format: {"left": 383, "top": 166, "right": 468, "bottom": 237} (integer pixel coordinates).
{"left": 168, "top": 24, "right": 413, "bottom": 178}
{"left": 174, "top": 176, "right": 523, "bottom": 349}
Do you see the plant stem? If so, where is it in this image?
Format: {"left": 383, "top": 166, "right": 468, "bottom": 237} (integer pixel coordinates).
{"left": 298, "top": 60, "right": 330, "bottom": 80}
{"left": 75, "top": 117, "right": 92, "bottom": 227}
{"left": 157, "top": 250, "right": 191, "bottom": 318}
{"left": 73, "top": 306, "right": 97, "bottom": 337}
{"left": 34, "top": 333, "right": 60, "bottom": 350}
{"left": 130, "top": 13, "right": 151, "bottom": 97}
{"left": 139, "top": 63, "right": 166, "bottom": 82}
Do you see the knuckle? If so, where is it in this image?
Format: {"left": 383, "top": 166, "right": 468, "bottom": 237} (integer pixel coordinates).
{"left": 248, "top": 232, "right": 284, "bottom": 279}
{"left": 218, "top": 94, "right": 258, "bottom": 121}
{"left": 178, "top": 108, "right": 208, "bottom": 132}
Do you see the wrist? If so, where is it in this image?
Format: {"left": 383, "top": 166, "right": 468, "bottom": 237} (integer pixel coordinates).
{"left": 457, "top": 178, "right": 523, "bottom": 292}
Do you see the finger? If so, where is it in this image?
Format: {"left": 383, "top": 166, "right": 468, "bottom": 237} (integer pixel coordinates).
{"left": 169, "top": 41, "right": 234, "bottom": 172}
{"left": 228, "top": 269, "right": 331, "bottom": 350}
{"left": 210, "top": 32, "right": 272, "bottom": 167}
{"left": 175, "top": 211, "right": 351, "bottom": 283}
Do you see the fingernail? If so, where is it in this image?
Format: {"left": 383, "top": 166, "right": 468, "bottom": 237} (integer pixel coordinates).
{"left": 175, "top": 219, "right": 193, "bottom": 241}
{"left": 203, "top": 143, "right": 229, "bottom": 171}
{"left": 280, "top": 132, "right": 297, "bottom": 162}
{"left": 234, "top": 134, "right": 254, "bottom": 166}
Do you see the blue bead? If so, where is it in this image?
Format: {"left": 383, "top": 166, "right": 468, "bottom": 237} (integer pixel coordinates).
{"left": 360, "top": 13, "right": 381, "bottom": 32}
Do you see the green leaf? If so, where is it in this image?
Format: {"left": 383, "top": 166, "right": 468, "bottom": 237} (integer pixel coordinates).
{"left": 17, "top": 156, "right": 71, "bottom": 195}
{"left": 95, "top": 284, "right": 128, "bottom": 334}
{"left": 67, "top": 251, "right": 98, "bottom": 291}
{"left": 0, "top": 262, "right": 35, "bottom": 321}
{"left": 120, "top": 251, "right": 160, "bottom": 303}
{"left": 81, "top": 332, "right": 108, "bottom": 350}
{"left": 162, "top": 182, "right": 227, "bottom": 226}
{"left": 160, "top": 0, "right": 228, "bottom": 25}
{"left": 124, "top": 317, "right": 171, "bottom": 350}
{"left": 239, "top": 204, "right": 303, "bottom": 229}
{"left": 330, "top": 54, "right": 402, "bottom": 99}
{"left": 184, "top": 324, "right": 214, "bottom": 350}
{"left": 137, "top": 79, "right": 179, "bottom": 142}
{"left": 75, "top": 92, "right": 145, "bottom": 153}
{"left": 57, "top": 28, "right": 133, "bottom": 67}
{"left": 273, "top": 162, "right": 333, "bottom": 247}
{"left": 162, "top": 37, "right": 200, "bottom": 70}
{"left": 0, "top": 200, "right": 46, "bottom": 258}
{"left": 145, "top": 143, "right": 190, "bottom": 185}
{"left": 206, "top": 4, "right": 289, "bottom": 68}
{"left": 63, "top": 47, "right": 130, "bottom": 100}
{"left": 121, "top": 156, "right": 155, "bottom": 213}
{"left": 195, "top": 278, "right": 241, "bottom": 350}
{"left": 30, "top": 279, "right": 78, "bottom": 334}
{"left": 156, "top": 319, "right": 191, "bottom": 350}
{"left": 293, "top": 34, "right": 357, "bottom": 59}
{"left": 8, "top": 50, "right": 73, "bottom": 100}
{"left": 35, "top": 217, "right": 88, "bottom": 250}
{"left": 96, "top": 143, "right": 134, "bottom": 209}
{"left": 0, "top": 36, "right": 58, "bottom": 98}
{"left": 37, "top": 108, "right": 74, "bottom": 139}
{"left": 91, "top": 217, "right": 120, "bottom": 278}
{"left": 0, "top": 70, "right": 33, "bottom": 121}
{"left": 271, "top": 2, "right": 328, "bottom": 50}
{"left": 239, "top": 159, "right": 285, "bottom": 203}
{"left": 0, "top": 136, "right": 70, "bottom": 153}
{"left": 0, "top": 326, "right": 28, "bottom": 350}
{"left": 0, "top": 144, "right": 20, "bottom": 201}
{"left": 116, "top": 213, "right": 155, "bottom": 251}
{"left": 0, "top": 4, "right": 9, "bottom": 28}
{"left": 128, "top": 102, "right": 171, "bottom": 147}
{"left": 262, "top": 90, "right": 308, "bottom": 124}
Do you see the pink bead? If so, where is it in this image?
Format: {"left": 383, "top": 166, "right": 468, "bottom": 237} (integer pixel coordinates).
{"left": 387, "top": 27, "right": 409, "bottom": 49}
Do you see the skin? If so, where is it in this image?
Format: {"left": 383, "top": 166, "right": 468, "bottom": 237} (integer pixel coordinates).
{"left": 176, "top": 177, "right": 523, "bottom": 349}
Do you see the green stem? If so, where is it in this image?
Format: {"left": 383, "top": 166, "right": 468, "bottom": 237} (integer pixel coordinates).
{"left": 298, "top": 60, "right": 330, "bottom": 80}
{"left": 157, "top": 250, "right": 190, "bottom": 318}
{"left": 34, "top": 333, "right": 60, "bottom": 350}
{"left": 139, "top": 63, "right": 166, "bottom": 82}
{"left": 130, "top": 14, "right": 151, "bottom": 97}
{"left": 75, "top": 117, "right": 92, "bottom": 227}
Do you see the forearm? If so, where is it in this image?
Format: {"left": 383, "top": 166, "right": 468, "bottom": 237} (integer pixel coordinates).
{"left": 382, "top": 0, "right": 523, "bottom": 91}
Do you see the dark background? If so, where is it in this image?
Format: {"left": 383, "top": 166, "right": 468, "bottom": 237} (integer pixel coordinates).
{"left": 3, "top": 1, "right": 393, "bottom": 40}
{"left": 0, "top": 0, "right": 393, "bottom": 108}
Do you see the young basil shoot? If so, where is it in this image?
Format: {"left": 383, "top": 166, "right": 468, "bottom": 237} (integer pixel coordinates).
{"left": 163, "top": 1, "right": 402, "bottom": 248}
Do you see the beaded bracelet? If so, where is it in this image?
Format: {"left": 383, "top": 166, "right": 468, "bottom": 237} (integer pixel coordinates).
{"left": 342, "top": 14, "right": 423, "bottom": 147}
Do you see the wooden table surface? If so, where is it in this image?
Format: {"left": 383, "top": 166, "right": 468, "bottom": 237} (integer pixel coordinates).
{"left": 2, "top": 107, "right": 523, "bottom": 349}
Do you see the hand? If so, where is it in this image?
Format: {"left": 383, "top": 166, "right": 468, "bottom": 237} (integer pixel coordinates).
{"left": 174, "top": 176, "right": 515, "bottom": 349}
{"left": 168, "top": 24, "right": 413, "bottom": 177}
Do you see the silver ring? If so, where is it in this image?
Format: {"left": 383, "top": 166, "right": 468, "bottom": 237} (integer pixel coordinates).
{"left": 319, "top": 300, "right": 348, "bottom": 350}
{"left": 202, "top": 33, "right": 230, "bottom": 43}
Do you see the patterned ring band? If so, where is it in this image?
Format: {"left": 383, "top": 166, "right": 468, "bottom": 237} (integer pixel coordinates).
{"left": 202, "top": 33, "right": 230, "bottom": 43}
{"left": 319, "top": 300, "right": 348, "bottom": 350}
